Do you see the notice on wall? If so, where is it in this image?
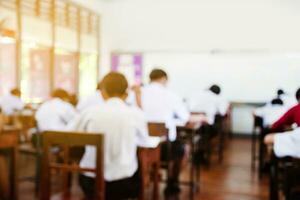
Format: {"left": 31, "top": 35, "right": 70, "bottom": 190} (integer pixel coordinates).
{"left": 0, "top": 43, "right": 17, "bottom": 96}
{"left": 111, "top": 53, "right": 143, "bottom": 86}
{"left": 30, "top": 49, "right": 51, "bottom": 100}
{"left": 54, "top": 53, "right": 77, "bottom": 94}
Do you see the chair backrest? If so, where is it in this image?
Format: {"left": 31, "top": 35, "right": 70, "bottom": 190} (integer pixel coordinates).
{"left": 0, "top": 131, "right": 19, "bottom": 200}
{"left": 148, "top": 123, "right": 168, "bottom": 137}
{"left": 254, "top": 115, "right": 264, "bottom": 129}
{"left": 40, "top": 131, "right": 105, "bottom": 200}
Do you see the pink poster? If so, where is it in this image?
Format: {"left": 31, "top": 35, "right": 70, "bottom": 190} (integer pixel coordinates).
{"left": 0, "top": 43, "right": 17, "bottom": 96}
{"left": 54, "top": 53, "right": 77, "bottom": 94}
{"left": 30, "top": 49, "right": 51, "bottom": 100}
{"left": 111, "top": 53, "right": 143, "bottom": 86}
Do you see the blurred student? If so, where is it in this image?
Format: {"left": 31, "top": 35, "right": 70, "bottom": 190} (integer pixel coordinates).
{"left": 137, "top": 68, "right": 190, "bottom": 194}
{"left": 76, "top": 81, "right": 104, "bottom": 112}
{"left": 254, "top": 98, "right": 287, "bottom": 128}
{"left": 271, "top": 88, "right": 300, "bottom": 132}
{"left": 264, "top": 128, "right": 300, "bottom": 158}
{"left": 276, "top": 89, "right": 297, "bottom": 109}
{"left": 189, "top": 85, "right": 229, "bottom": 125}
{"left": 0, "top": 88, "right": 24, "bottom": 116}
{"left": 35, "top": 89, "right": 77, "bottom": 132}
{"left": 69, "top": 72, "right": 159, "bottom": 200}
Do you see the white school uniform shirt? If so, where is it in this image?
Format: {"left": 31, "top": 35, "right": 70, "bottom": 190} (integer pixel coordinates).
{"left": 76, "top": 91, "right": 104, "bottom": 112}
{"left": 70, "top": 98, "right": 159, "bottom": 181}
{"left": 141, "top": 82, "right": 190, "bottom": 141}
{"left": 254, "top": 104, "right": 288, "bottom": 127}
{"left": 35, "top": 98, "right": 78, "bottom": 132}
{"left": 0, "top": 94, "right": 25, "bottom": 115}
{"left": 274, "top": 128, "right": 300, "bottom": 158}
{"left": 189, "top": 90, "right": 229, "bottom": 125}
{"left": 277, "top": 93, "right": 297, "bottom": 109}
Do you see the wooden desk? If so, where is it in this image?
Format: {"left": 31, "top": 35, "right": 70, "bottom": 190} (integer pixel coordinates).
{"left": 177, "top": 121, "right": 202, "bottom": 200}
{"left": 138, "top": 146, "right": 161, "bottom": 200}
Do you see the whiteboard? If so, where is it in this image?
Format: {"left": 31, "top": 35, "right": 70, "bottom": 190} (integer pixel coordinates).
{"left": 143, "top": 52, "right": 300, "bottom": 103}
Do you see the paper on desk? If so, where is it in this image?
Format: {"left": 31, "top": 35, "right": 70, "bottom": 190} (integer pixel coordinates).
{"left": 138, "top": 136, "right": 161, "bottom": 148}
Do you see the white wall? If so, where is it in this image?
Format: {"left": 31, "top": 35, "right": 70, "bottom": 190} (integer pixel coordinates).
{"left": 96, "top": 0, "right": 300, "bottom": 101}
{"left": 143, "top": 52, "right": 300, "bottom": 102}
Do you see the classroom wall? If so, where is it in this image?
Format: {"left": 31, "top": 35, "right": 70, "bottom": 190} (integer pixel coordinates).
{"left": 92, "top": 0, "right": 300, "bottom": 100}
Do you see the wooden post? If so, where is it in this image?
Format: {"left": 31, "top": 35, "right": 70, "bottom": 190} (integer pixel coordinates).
{"left": 50, "top": 0, "right": 56, "bottom": 92}
{"left": 76, "top": 8, "right": 81, "bottom": 95}
{"left": 16, "top": 0, "right": 22, "bottom": 88}
{"left": 96, "top": 16, "right": 100, "bottom": 81}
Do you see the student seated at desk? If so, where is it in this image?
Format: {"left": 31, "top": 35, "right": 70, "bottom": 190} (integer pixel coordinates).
{"left": 70, "top": 72, "right": 160, "bottom": 200}
{"left": 76, "top": 81, "right": 104, "bottom": 112}
{"left": 271, "top": 88, "right": 300, "bottom": 132}
{"left": 136, "top": 68, "right": 190, "bottom": 194}
{"left": 0, "top": 88, "right": 24, "bottom": 116}
{"left": 254, "top": 98, "right": 287, "bottom": 128}
{"left": 189, "top": 85, "right": 229, "bottom": 125}
{"left": 264, "top": 128, "right": 300, "bottom": 158}
{"left": 35, "top": 89, "right": 77, "bottom": 132}
{"left": 276, "top": 89, "right": 297, "bottom": 109}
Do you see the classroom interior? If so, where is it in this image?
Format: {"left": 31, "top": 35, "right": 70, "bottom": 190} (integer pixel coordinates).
{"left": 1, "top": 0, "right": 300, "bottom": 199}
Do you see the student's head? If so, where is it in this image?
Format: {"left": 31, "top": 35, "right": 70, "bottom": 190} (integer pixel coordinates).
{"left": 101, "top": 72, "right": 128, "bottom": 100}
{"left": 51, "top": 89, "right": 70, "bottom": 102}
{"left": 271, "top": 98, "right": 283, "bottom": 105}
{"left": 296, "top": 88, "right": 300, "bottom": 102}
{"left": 96, "top": 79, "right": 105, "bottom": 91}
{"left": 277, "top": 89, "right": 285, "bottom": 96}
{"left": 149, "top": 68, "right": 168, "bottom": 86}
{"left": 209, "top": 85, "right": 221, "bottom": 95}
{"left": 11, "top": 88, "right": 21, "bottom": 98}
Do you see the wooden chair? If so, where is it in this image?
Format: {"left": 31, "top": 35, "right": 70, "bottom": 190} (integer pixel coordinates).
{"left": 251, "top": 115, "right": 263, "bottom": 170}
{"left": 0, "top": 131, "right": 19, "bottom": 200}
{"left": 40, "top": 131, "right": 105, "bottom": 200}
{"left": 138, "top": 123, "right": 168, "bottom": 200}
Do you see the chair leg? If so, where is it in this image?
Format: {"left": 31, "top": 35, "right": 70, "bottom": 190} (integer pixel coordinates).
{"left": 269, "top": 156, "right": 279, "bottom": 200}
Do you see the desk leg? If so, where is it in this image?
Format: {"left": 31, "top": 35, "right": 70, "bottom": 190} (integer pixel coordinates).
{"left": 190, "top": 130, "right": 195, "bottom": 200}
{"left": 153, "top": 161, "right": 159, "bottom": 200}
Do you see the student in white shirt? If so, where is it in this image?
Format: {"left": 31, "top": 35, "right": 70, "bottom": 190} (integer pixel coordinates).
{"left": 264, "top": 128, "right": 300, "bottom": 158}
{"left": 76, "top": 81, "right": 104, "bottom": 112}
{"left": 277, "top": 89, "right": 297, "bottom": 109}
{"left": 189, "top": 85, "right": 229, "bottom": 125}
{"left": 71, "top": 72, "right": 159, "bottom": 200}
{"left": 254, "top": 98, "right": 288, "bottom": 128}
{"left": 137, "top": 68, "right": 190, "bottom": 194}
{"left": 0, "top": 88, "right": 25, "bottom": 116}
{"left": 35, "top": 89, "right": 77, "bottom": 132}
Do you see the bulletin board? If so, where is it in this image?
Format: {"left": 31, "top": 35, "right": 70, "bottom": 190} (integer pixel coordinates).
{"left": 54, "top": 53, "right": 78, "bottom": 94}
{"left": 29, "top": 48, "right": 51, "bottom": 100}
{"left": 111, "top": 53, "right": 143, "bottom": 86}
{"left": 0, "top": 42, "right": 17, "bottom": 96}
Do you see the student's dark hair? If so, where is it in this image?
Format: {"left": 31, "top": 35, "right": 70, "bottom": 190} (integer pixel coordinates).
{"left": 209, "top": 84, "right": 221, "bottom": 95}
{"left": 102, "top": 72, "right": 128, "bottom": 97}
{"left": 296, "top": 88, "right": 300, "bottom": 100}
{"left": 10, "top": 88, "right": 21, "bottom": 96}
{"left": 51, "top": 89, "right": 70, "bottom": 100}
{"left": 277, "top": 89, "right": 285, "bottom": 96}
{"left": 271, "top": 98, "right": 283, "bottom": 105}
{"left": 149, "top": 69, "right": 168, "bottom": 81}
{"left": 96, "top": 80, "right": 104, "bottom": 90}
